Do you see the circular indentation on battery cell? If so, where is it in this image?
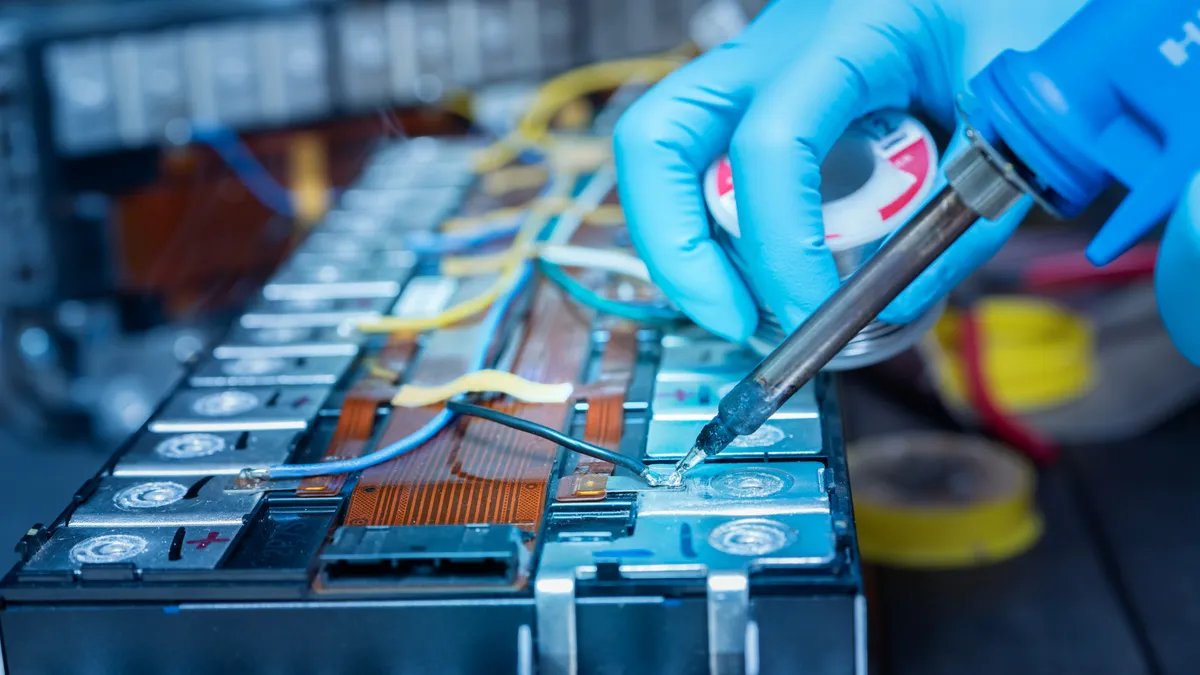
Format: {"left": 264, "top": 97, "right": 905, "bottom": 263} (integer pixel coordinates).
{"left": 709, "top": 468, "right": 793, "bottom": 499}
{"left": 113, "top": 481, "right": 188, "bottom": 510}
{"left": 709, "top": 519, "right": 796, "bottom": 557}
{"left": 729, "top": 424, "right": 786, "bottom": 449}
{"left": 313, "top": 265, "right": 343, "bottom": 283}
{"left": 155, "top": 433, "right": 228, "bottom": 459}
{"left": 221, "top": 357, "right": 286, "bottom": 377}
{"left": 281, "top": 297, "right": 328, "bottom": 312}
{"left": 249, "top": 326, "right": 310, "bottom": 344}
{"left": 191, "top": 390, "right": 260, "bottom": 417}
{"left": 70, "top": 534, "right": 148, "bottom": 565}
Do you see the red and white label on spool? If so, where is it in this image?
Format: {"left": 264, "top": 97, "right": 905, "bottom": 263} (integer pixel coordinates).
{"left": 703, "top": 110, "right": 938, "bottom": 252}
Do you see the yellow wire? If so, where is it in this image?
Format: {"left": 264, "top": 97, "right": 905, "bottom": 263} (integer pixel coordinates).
{"left": 358, "top": 176, "right": 572, "bottom": 333}
{"left": 441, "top": 247, "right": 529, "bottom": 277}
{"left": 359, "top": 263, "right": 518, "bottom": 333}
{"left": 288, "top": 132, "right": 330, "bottom": 243}
{"left": 367, "top": 362, "right": 401, "bottom": 382}
{"left": 472, "top": 55, "right": 686, "bottom": 173}
{"left": 392, "top": 370, "right": 574, "bottom": 408}
{"left": 438, "top": 197, "right": 573, "bottom": 233}
{"left": 482, "top": 165, "right": 551, "bottom": 196}
{"left": 582, "top": 204, "right": 625, "bottom": 227}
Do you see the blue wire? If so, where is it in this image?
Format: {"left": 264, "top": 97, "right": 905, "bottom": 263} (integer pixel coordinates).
{"left": 404, "top": 222, "right": 523, "bottom": 255}
{"left": 536, "top": 259, "right": 686, "bottom": 325}
{"left": 189, "top": 124, "right": 341, "bottom": 218}
{"left": 265, "top": 262, "right": 536, "bottom": 479}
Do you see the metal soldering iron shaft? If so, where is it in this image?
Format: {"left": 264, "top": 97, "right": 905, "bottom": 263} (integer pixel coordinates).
{"left": 670, "top": 184, "right": 983, "bottom": 480}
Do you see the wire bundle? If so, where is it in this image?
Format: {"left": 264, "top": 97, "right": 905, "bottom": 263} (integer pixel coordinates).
{"left": 263, "top": 54, "right": 693, "bottom": 480}
{"left": 263, "top": 262, "right": 535, "bottom": 479}
{"left": 188, "top": 124, "right": 339, "bottom": 218}
{"left": 446, "top": 400, "right": 653, "bottom": 477}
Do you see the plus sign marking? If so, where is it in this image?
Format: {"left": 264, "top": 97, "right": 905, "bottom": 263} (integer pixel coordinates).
{"left": 186, "top": 531, "right": 230, "bottom": 550}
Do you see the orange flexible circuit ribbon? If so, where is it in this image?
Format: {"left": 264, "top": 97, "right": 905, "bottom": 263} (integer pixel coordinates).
{"left": 296, "top": 395, "right": 379, "bottom": 497}
{"left": 582, "top": 327, "right": 638, "bottom": 471}
{"left": 346, "top": 279, "right": 593, "bottom": 532}
{"left": 556, "top": 327, "right": 638, "bottom": 501}
{"left": 296, "top": 338, "right": 417, "bottom": 496}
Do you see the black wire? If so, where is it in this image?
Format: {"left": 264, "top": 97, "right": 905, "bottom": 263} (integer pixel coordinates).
{"left": 446, "top": 400, "right": 650, "bottom": 476}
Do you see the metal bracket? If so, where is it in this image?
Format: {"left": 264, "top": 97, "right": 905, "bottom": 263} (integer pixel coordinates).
{"left": 707, "top": 569, "right": 750, "bottom": 675}
{"left": 855, "top": 594, "right": 868, "bottom": 675}
{"left": 535, "top": 570, "right": 578, "bottom": 675}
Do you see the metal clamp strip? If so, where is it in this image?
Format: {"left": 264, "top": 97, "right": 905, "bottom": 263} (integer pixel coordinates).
{"left": 707, "top": 570, "right": 750, "bottom": 675}
{"left": 535, "top": 571, "right": 578, "bottom": 675}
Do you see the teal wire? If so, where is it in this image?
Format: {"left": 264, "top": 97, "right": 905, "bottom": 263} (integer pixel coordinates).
{"left": 535, "top": 259, "right": 685, "bottom": 325}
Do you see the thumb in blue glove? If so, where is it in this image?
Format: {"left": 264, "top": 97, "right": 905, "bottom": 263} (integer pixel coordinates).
{"left": 1156, "top": 172, "right": 1200, "bottom": 366}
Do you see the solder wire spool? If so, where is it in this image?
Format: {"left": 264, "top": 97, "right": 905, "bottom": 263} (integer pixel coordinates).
{"left": 847, "top": 432, "right": 1043, "bottom": 569}
{"left": 924, "top": 297, "right": 1096, "bottom": 413}
{"left": 703, "top": 110, "right": 945, "bottom": 368}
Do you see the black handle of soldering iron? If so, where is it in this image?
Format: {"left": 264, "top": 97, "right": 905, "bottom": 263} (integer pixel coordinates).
{"left": 696, "top": 185, "right": 983, "bottom": 457}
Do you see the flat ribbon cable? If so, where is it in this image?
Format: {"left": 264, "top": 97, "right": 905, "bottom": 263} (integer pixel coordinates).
{"left": 296, "top": 337, "right": 416, "bottom": 496}
{"left": 296, "top": 395, "right": 379, "bottom": 497}
{"left": 557, "top": 327, "right": 639, "bottom": 502}
{"left": 377, "top": 338, "right": 419, "bottom": 377}
{"left": 347, "top": 279, "right": 593, "bottom": 532}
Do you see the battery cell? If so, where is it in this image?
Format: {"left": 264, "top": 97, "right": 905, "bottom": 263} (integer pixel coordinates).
{"left": 19, "top": 525, "right": 242, "bottom": 575}
{"left": 256, "top": 14, "right": 330, "bottom": 123}
{"left": 213, "top": 324, "right": 364, "bottom": 360}
{"left": 148, "top": 386, "right": 330, "bottom": 433}
{"left": 69, "top": 476, "right": 263, "bottom": 528}
{"left": 112, "top": 429, "right": 300, "bottom": 477}
{"left": 643, "top": 415, "right": 823, "bottom": 461}
{"left": 239, "top": 295, "right": 394, "bottom": 329}
{"left": 110, "top": 31, "right": 187, "bottom": 145}
{"left": 184, "top": 22, "right": 261, "bottom": 127}
{"left": 335, "top": 4, "right": 392, "bottom": 109}
{"left": 263, "top": 255, "right": 417, "bottom": 301}
{"left": 188, "top": 354, "right": 356, "bottom": 388}
{"left": 44, "top": 39, "right": 119, "bottom": 154}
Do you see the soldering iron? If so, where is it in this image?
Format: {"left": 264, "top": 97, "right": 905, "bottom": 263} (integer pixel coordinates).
{"left": 669, "top": 0, "right": 1200, "bottom": 484}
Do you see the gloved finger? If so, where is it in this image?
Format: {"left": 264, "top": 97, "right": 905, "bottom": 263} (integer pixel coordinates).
{"left": 878, "top": 124, "right": 1032, "bottom": 323}
{"left": 614, "top": 0, "right": 834, "bottom": 342}
{"left": 1155, "top": 171, "right": 1200, "bottom": 366}
{"left": 727, "top": 3, "right": 928, "bottom": 333}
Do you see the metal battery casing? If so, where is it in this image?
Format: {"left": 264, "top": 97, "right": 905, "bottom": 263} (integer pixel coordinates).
{"left": 112, "top": 429, "right": 301, "bottom": 477}
{"left": 147, "top": 385, "right": 331, "bottom": 433}
{"left": 69, "top": 476, "right": 262, "bottom": 528}
{"left": 19, "top": 525, "right": 244, "bottom": 574}
{"left": 188, "top": 353, "right": 356, "bottom": 388}
{"left": 647, "top": 333, "right": 823, "bottom": 461}
{"left": 212, "top": 324, "right": 364, "bottom": 359}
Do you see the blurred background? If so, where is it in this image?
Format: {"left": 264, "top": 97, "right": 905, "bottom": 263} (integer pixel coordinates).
{"left": 0, "top": 0, "right": 1197, "bottom": 673}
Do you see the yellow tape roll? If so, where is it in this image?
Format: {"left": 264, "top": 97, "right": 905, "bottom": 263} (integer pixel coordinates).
{"left": 849, "top": 432, "right": 1043, "bottom": 569}
{"left": 927, "top": 297, "right": 1095, "bottom": 412}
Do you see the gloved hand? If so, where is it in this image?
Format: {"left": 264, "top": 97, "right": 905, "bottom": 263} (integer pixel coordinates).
{"left": 1157, "top": 173, "right": 1200, "bottom": 366}
{"left": 613, "top": 0, "right": 1086, "bottom": 342}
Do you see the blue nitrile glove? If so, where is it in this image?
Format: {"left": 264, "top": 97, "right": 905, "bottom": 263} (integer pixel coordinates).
{"left": 1157, "top": 173, "right": 1200, "bottom": 366}
{"left": 613, "top": 0, "right": 1086, "bottom": 342}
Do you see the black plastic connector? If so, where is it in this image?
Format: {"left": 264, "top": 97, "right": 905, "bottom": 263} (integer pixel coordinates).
{"left": 319, "top": 525, "right": 524, "bottom": 588}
